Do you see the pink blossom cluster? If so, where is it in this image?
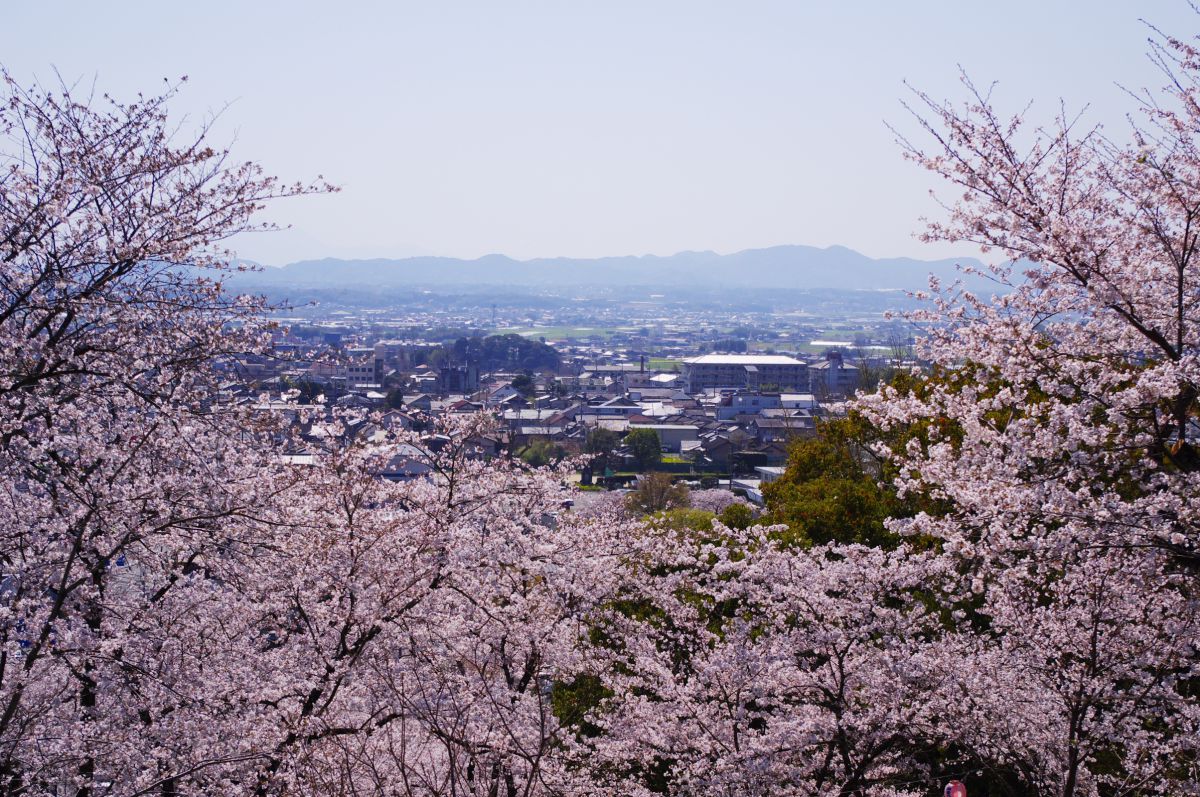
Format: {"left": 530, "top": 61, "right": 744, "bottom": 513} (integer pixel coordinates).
{"left": 686, "top": 488, "right": 753, "bottom": 515}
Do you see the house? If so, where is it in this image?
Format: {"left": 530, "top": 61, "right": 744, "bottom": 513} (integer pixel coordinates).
{"left": 755, "top": 465, "right": 787, "bottom": 483}
{"left": 378, "top": 444, "right": 434, "bottom": 482}
{"left": 698, "top": 433, "right": 733, "bottom": 469}
{"left": 513, "top": 426, "right": 567, "bottom": 448}
{"left": 335, "top": 393, "right": 374, "bottom": 409}
{"left": 574, "top": 372, "right": 614, "bottom": 392}
{"left": 502, "top": 408, "right": 560, "bottom": 431}
{"left": 626, "top": 388, "right": 679, "bottom": 402}
{"left": 465, "top": 433, "right": 505, "bottom": 459}
{"left": 379, "top": 410, "right": 416, "bottom": 431}
{"left": 596, "top": 396, "right": 643, "bottom": 416}
{"left": 628, "top": 423, "right": 700, "bottom": 454}
{"left": 483, "top": 382, "right": 522, "bottom": 406}
{"left": 594, "top": 418, "right": 631, "bottom": 434}
{"left": 749, "top": 416, "right": 814, "bottom": 443}
{"left": 405, "top": 394, "right": 433, "bottom": 412}
{"left": 715, "top": 391, "right": 782, "bottom": 421}
{"left": 756, "top": 440, "right": 791, "bottom": 466}
{"left": 780, "top": 393, "right": 819, "bottom": 410}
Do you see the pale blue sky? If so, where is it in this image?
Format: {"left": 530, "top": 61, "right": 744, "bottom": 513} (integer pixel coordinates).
{"left": 3, "top": 2, "right": 1196, "bottom": 265}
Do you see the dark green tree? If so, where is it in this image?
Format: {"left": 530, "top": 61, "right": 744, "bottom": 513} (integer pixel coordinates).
{"left": 712, "top": 338, "right": 748, "bottom": 353}
{"left": 625, "top": 428, "right": 662, "bottom": 471}
{"left": 717, "top": 502, "right": 755, "bottom": 531}
{"left": 585, "top": 427, "right": 621, "bottom": 470}
{"left": 762, "top": 414, "right": 907, "bottom": 548}
{"left": 520, "top": 438, "right": 563, "bottom": 467}
{"left": 511, "top": 372, "right": 536, "bottom": 397}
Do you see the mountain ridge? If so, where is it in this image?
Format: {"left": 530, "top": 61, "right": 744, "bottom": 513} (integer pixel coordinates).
{"left": 230, "top": 244, "right": 996, "bottom": 292}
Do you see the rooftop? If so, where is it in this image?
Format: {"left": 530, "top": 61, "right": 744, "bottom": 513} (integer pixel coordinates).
{"left": 683, "top": 354, "right": 805, "bottom": 366}
{"left": 629, "top": 423, "right": 700, "bottom": 431}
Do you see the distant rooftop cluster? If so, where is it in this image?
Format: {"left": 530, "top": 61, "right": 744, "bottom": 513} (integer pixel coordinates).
{"left": 216, "top": 305, "right": 917, "bottom": 500}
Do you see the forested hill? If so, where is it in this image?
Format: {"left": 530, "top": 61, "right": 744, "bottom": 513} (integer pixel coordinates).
{"left": 232, "top": 244, "right": 997, "bottom": 292}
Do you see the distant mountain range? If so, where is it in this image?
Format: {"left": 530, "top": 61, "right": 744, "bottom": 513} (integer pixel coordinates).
{"left": 229, "top": 245, "right": 996, "bottom": 293}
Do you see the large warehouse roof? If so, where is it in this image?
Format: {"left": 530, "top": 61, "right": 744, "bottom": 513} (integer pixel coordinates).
{"left": 682, "top": 354, "right": 805, "bottom": 366}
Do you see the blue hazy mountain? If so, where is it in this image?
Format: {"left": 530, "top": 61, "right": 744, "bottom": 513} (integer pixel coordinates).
{"left": 231, "top": 244, "right": 997, "bottom": 292}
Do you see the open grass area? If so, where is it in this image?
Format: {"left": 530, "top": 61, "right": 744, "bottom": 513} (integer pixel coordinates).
{"left": 647, "top": 357, "right": 682, "bottom": 371}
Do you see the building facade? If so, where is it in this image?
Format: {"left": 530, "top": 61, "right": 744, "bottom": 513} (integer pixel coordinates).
{"left": 682, "top": 354, "right": 809, "bottom": 393}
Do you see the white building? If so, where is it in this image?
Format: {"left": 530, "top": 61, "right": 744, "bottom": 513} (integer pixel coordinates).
{"left": 682, "top": 354, "right": 809, "bottom": 393}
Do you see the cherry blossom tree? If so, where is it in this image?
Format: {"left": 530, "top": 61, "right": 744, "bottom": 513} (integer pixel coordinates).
{"left": 584, "top": 17, "right": 1200, "bottom": 797}
{"left": 935, "top": 550, "right": 1200, "bottom": 797}
{"left": 246, "top": 421, "right": 639, "bottom": 797}
{"left": 0, "top": 70, "right": 640, "bottom": 797}
{"left": 845, "top": 20, "right": 1200, "bottom": 796}
{"left": 0, "top": 71, "right": 332, "bottom": 795}
{"left": 686, "top": 488, "right": 751, "bottom": 516}
{"left": 584, "top": 529, "right": 957, "bottom": 797}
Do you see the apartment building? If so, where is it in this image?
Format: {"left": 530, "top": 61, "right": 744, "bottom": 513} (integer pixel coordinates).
{"left": 681, "top": 354, "right": 809, "bottom": 393}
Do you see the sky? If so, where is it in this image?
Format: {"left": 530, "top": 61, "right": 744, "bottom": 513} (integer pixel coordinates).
{"left": 3, "top": 2, "right": 1198, "bottom": 266}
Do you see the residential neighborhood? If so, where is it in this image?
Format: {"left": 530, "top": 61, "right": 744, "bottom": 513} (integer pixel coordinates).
{"left": 216, "top": 310, "right": 901, "bottom": 504}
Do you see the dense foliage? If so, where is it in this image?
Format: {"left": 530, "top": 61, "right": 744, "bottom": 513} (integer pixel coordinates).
{"left": 625, "top": 428, "right": 663, "bottom": 471}
{"left": 449, "top": 334, "right": 560, "bottom": 371}
{"left": 763, "top": 414, "right": 910, "bottom": 547}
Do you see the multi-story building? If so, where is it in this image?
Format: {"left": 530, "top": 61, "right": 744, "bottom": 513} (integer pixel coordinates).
{"left": 438, "top": 363, "right": 480, "bottom": 394}
{"left": 682, "top": 354, "right": 809, "bottom": 393}
{"left": 307, "top": 352, "right": 383, "bottom": 387}
{"left": 810, "top": 351, "right": 860, "bottom": 397}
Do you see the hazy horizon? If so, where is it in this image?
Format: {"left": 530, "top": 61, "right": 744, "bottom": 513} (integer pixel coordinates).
{"left": 252, "top": 241, "right": 968, "bottom": 267}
